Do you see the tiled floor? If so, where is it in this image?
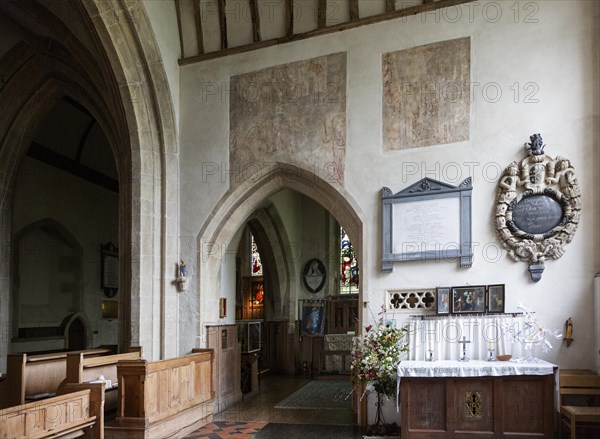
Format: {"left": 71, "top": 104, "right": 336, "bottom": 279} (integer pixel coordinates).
{"left": 185, "top": 375, "right": 358, "bottom": 438}
{"left": 184, "top": 421, "right": 267, "bottom": 439}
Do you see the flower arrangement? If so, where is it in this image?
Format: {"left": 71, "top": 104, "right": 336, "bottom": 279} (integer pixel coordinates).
{"left": 503, "top": 303, "right": 562, "bottom": 360}
{"left": 351, "top": 321, "right": 408, "bottom": 396}
{"left": 350, "top": 321, "right": 407, "bottom": 435}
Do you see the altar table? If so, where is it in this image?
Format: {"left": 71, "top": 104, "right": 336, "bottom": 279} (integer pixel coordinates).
{"left": 398, "top": 360, "right": 557, "bottom": 439}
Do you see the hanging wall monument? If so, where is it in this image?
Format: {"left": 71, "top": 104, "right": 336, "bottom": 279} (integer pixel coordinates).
{"left": 495, "top": 134, "right": 581, "bottom": 282}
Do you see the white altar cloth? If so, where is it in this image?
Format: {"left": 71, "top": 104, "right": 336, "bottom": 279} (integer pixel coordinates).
{"left": 397, "top": 359, "right": 556, "bottom": 378}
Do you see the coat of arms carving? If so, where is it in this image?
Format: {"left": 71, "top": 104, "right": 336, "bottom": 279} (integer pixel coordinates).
{"left": 495, "top": 134, "right": 581, "bottom": 282}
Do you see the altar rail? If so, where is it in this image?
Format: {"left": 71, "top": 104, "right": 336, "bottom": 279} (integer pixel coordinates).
{"left": 0, "top": 347, "right": 115, "bottom": 409}
{"left": 105, "top": 350, "right": 215, "bottom": 439}
{"left": 0, "top": 382, "right": 104, "bottom": 439}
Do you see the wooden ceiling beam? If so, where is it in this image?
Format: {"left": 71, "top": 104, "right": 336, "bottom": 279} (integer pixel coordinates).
{"left": 179, "top": 0, "right": 476, "bottom": 65}
{"left": 250, "top": 0, "right": 262, "bottom": 42}
{"left": 285, "top": 0, "right": 293, "bottom": 38}
{"left": 192, "top": 0, "right": 205, "bottom": 54}
{"left": 317, "top": 0, "right": 326, "bottom": 29}
{"left": 27, "top": 142, "right": 118, "bottom": 193}
{"left": 75, "top": 119, "right": 96, "bottom": 163}
{"left": 349, "top": 0, "right": 359, "bottom": 22}
{"left": 174, "top": 0, "right": 184, "bottom": 57}
{"left": 217, "top": 0, "right": 228, "bottom": 50}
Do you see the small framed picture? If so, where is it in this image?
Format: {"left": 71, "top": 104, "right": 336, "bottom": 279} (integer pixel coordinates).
{"left": 451, "top": 285, "right": 486, "bottom": 314}
{"left": 487, "top": 284, "right": 505, "bottom": 313}
{"left": 436, "top": 287, "right": 451, "bottom": 315}
{"left": 219, "top": 298, "right": 227, "bottom": 318}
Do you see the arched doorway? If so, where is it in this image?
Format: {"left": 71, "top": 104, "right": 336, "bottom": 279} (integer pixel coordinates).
{"left": 0, "top": 0, "right": 179, "bottom": 367}
{"left": 197, "top": 163, "right": 366, "bottom": 422}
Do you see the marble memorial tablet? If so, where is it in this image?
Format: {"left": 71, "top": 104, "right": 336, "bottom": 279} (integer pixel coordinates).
{"left": 381, "top": 177, "right": 473, "bottom": 272}
{"left": 512, "top": 194, "right": 564, "bottom": 235}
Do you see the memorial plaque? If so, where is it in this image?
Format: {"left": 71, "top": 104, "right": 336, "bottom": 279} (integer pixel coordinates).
{"left": 392, "top": 197, "right": 460, "bottom": 254}
{"left": 381, "top": 177, "right": 473, "bottom": 272}
{"left": 512, "top": 195, "right": 564, "bottom": 234}
{"left": 494, "top": 134, "right": 582, "bottom": 281}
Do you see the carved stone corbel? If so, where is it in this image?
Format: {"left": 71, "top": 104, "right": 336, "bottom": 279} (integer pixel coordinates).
{"left": 495, "top": 134, "right": 581, "bottom": 282}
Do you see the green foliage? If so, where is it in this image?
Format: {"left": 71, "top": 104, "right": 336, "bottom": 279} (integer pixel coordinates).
{"left": 350, "top": 321, "right": 408, "bottom": 396}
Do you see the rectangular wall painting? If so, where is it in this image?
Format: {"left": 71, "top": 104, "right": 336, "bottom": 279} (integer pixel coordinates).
{"left": 383, "top": 37, "right": 470, "bottom": 151}
{"left": 230, "top": 53, "right": 346, "bottom": 186}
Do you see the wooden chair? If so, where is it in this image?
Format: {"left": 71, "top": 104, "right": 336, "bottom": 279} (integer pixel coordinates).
{"left": 559, "top": 371, "right": 600, "bottom": 439}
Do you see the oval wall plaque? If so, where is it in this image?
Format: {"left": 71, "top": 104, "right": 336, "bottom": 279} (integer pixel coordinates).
{"left": 302, "top": 259, "right": 326, "bottom": 294}
{"left": 512, "top": 194, "right": 564, "bottom": 235}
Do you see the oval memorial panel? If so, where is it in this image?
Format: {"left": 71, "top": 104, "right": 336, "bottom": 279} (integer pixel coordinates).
{"left": 512, "top": 195, "right": 564, "bottom": 235}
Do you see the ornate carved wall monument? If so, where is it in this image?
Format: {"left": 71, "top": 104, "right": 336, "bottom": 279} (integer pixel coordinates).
{"left": 495, "top": 134, "right": 581, "bottom": 282}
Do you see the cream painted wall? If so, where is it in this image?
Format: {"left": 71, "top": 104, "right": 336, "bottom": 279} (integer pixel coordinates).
{"left": 11, "top": 157, "right": 119, "bottom": 351}
{"left": 143, "top": 0, "right": 181, "bottom": 131}
{"left": 176, "top": 1, "right": 600, "bottom": 369}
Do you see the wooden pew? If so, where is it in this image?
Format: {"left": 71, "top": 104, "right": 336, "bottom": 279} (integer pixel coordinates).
{"left": 59, "top": 348, "right": 143, "bottom": 414}
{"left": 0, "top": 347, "right": 114, "bottom": 409}
{"left": 559, "top": 371, "right": 600, "bottom": 439}
{"left": 105, "top": 350, "right": 215, "bottom": 439}
{"left": 0, "top": 382, "right": 104, "bottom": 439}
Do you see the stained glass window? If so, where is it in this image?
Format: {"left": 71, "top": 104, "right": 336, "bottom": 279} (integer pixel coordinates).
{"left": 340, "top": 227, "right": 359, "bottom": 294}
{"left": 251, "top": 234, "right": 263, "bottom": 276}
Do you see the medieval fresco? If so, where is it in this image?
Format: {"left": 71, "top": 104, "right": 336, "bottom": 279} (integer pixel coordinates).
{"left": 230, "top": 53, "right": 346, "bottom": 186}
{"left": 383, "top": 37, "right": 470, "bottom": 151}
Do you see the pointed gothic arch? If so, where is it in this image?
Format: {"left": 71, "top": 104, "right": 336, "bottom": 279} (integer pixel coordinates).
{"left": 11, "top": 218, "right": 85, "bottom": 343}
{"left": 0, "top": 0, "right": 180, "bottom": 364}
{"left": 196, "top": 162, "right": 367, "bottom": 345}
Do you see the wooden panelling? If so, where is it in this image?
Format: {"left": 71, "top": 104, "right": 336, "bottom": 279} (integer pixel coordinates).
{"left": 107, "top": 351, "right": 215, "bottom": 438}
{"left": 206, "top": 325, "right": 241, "bottom": 412}
{"left": 400, "top": 375, "right": 554, "bottom": 438}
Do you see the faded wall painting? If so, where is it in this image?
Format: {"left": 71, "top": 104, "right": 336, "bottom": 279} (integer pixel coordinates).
{"left": 383, "top": 37, "right": 470, "bottom": 151}
{"left": 230, "top": 53, "right": 346, "bottom": 186}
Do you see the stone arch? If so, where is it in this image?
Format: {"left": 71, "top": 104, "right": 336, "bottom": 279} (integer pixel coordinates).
{"left": 247, "top": 204, "right": 297, "bottom": 321}
{"left": 0, "top": 52, "right": 124, "bottom": 368}
{"left": 60, "top": 312, "right": 93, "bottom": 351}
{"left": 81, "top": 0, "right": 180, "bottom": 360}
{"left": 196, "top": 163, "right": 366, "bottom": 346}
{"left": 11, "top": 218, "right": 86, "bottom": 347}
{"left": 0, "top": 0, "right": 178, "bottom": 367}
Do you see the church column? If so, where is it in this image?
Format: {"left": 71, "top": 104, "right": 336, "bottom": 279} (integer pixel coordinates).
{"left": 85, "top": 0, "right": 180, "bottom": 360}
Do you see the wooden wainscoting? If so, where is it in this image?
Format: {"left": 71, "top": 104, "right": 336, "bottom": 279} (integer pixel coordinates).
{"left": 105, "top": 350, "right": 215, "bottom": 439}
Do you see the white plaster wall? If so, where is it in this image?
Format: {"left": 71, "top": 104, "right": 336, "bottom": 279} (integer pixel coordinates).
{"left": 299, "top": 195, "right": 331, "bottom": 299}
{"left": 178, "top": 1, "right": 600, "bottom": 369}
{"left": 143, "top": 0, "right": 181, "bottom": 130}
{"left": 12, "top": 157, "right": 119, "bottom": 350}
